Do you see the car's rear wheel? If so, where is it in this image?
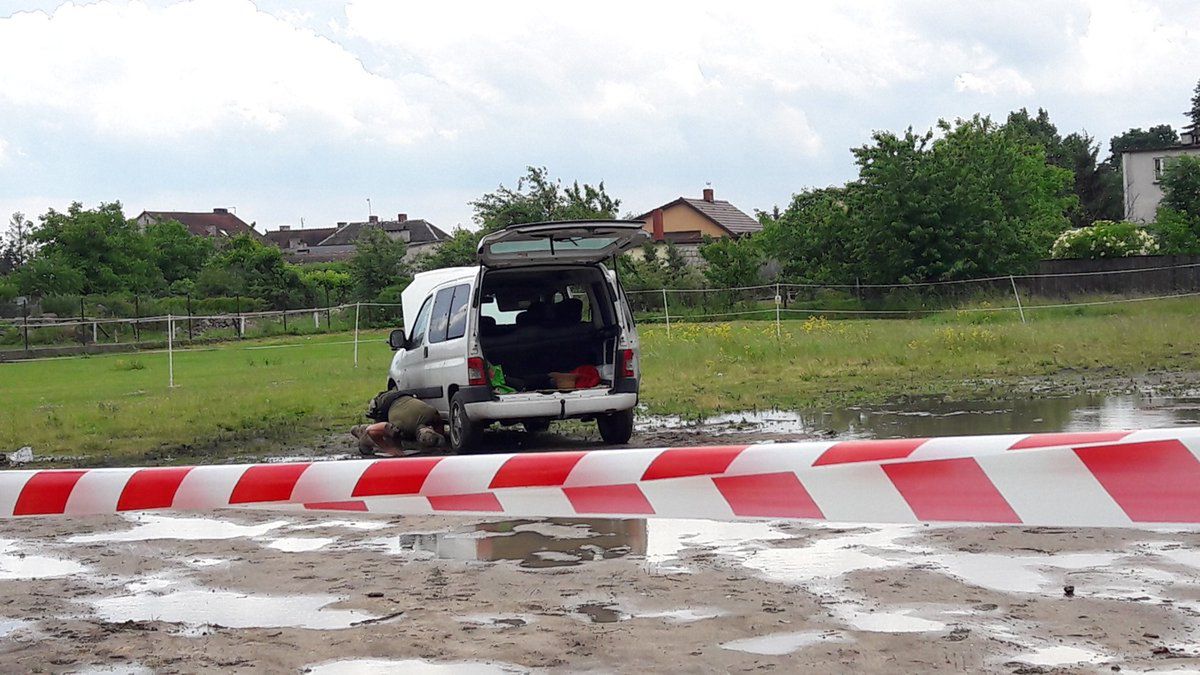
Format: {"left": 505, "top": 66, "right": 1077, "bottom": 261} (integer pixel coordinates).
{"left": 596, "top": 408, "right": 634, "bottom": 445}
{"left": 523, "top": 419, "right": 552, "bottom": 434}
{"left": 449, "top": 392, "right": 483, "bottom": 453}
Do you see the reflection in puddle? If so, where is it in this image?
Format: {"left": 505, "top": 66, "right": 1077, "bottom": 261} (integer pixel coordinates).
{"left": 67, "top": 514, "right": 288, "bottom": 543}
{"left": 455, "top": 614, "right": 535, "bottom": 628}
{"left": 836, "top": 608, "right": 946, "bottom": 633}
{"left": 0, "top": 617, "right": 32, "bottom": 638}
{"left": 639, "top": 392, "right": 1200, "bottom": 439}
{"left": 0, "top": 538, "right": 86, "bottom": 580}
{"left": 263, "top": 537, "right": 338, "bottom": 553}
{"left": 720, "top": 630, "right": 850, "bottom": 655}
{"left": 392, "top": 519, "right": 647, "bottom": 568}
{"left": 571, "top": 603, "right": 628, "bottom": 624}
{"left": 1017, "top": 646, "right": 1107, "bottom": 666}
{"left": 89, "top": 582, "right": 380, "bottom": 630}
{"left": 305, "top": 658, "right": 527, "bottom": 674}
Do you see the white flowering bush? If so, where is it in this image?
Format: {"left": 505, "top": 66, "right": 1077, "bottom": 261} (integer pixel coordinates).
{"left": 1050, "top": 221, "right": 1158, "bottom": 259}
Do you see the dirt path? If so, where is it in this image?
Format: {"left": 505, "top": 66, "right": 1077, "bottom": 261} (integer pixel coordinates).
{"left": 1, "top": 508, "right": 1199, "bottom": 673}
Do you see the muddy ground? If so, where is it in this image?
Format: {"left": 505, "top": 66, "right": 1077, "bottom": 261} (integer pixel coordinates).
{"left": 2, "top": 508, "right": 1200, "bottom": 673}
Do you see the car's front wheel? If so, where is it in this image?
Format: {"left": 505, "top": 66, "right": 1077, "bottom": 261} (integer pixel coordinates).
{"left": 449, "top": 392, "right": 483, "bottom": 453}
{"left": 596, "top": 408, "right": 635, "bottom": 445}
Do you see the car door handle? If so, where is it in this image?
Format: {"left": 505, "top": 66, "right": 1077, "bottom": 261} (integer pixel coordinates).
{"left": 423, "top": 346, "right": 429, "bottom": 358}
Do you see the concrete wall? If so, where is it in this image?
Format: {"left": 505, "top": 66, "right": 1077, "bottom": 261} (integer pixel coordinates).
{"left": 1123, "top": 146, "right": 1200, "bottom": 222}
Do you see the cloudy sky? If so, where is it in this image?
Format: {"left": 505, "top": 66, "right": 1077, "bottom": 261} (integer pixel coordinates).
{"left": 1, "top": 0, "right": 1198, "bottom": 233}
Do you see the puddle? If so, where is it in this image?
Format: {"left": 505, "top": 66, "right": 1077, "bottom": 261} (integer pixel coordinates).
{"left": 572, "top": 602, "right": 629, "bottom": 623}
{"left": 455, "top": 614, "right": 536, "bottom": 628}
{"left": 1016, "top": 646, "right": 1107, "bottom": 666}
{"left": 639, "top": 392, "right": 1200, "bottom": 439}
{"left": 0, "top": 617, "right": 32, "bottom": 638}
{"left": 264, "top": 537, "right": 338, "bottom": 553}
{"left": 0, "top": 538, "right": 87, "bottom": 579}
{"left": 382, "top": 519, "right": 647, "bottom": 568}
{"left": 71, "top": 666, "right": 155, "bottom": 675}
{"left": 836, "top": 608, "right": 946, "bottom": 633}
{"left": 636, "top": 607, "right": 726, "bottom": 623}
{"left": 305, "top": 658, "right": 527, "bottom": 674}
{"left": 288, "top": 520, "right": 390, "bottom": 532}
{"left": 67, "top": 514, "right": 289, "bottom": 543}
{"left": 720, "top": 630, "right": 850, "bottom": 655}
{"left": 89, "top": 582, "right": 380, "bottom": 630}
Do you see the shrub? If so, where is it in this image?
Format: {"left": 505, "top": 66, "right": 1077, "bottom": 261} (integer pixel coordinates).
{"left": 1050, "top": 221, "right": 1157, "bottom": 259}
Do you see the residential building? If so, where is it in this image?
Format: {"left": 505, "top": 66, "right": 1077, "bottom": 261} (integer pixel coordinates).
{"left": 264, "top": 213, "right": 450, "bottom": 262}
{"left": 632, "top": 187, "right": 762, "bottom": 263}
{"left": 1122, "top": 131, "right": 1200, "bottom": 223}
{"left": 134, "top": 208, "right": 262, "bottom": 239}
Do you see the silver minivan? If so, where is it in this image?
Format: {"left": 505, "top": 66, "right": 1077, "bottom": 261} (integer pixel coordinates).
{"left": 386, "top": 220, "right": 648, "bottom": 453}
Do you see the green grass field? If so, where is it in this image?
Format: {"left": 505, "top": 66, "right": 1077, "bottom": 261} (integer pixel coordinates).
{"left": 2, "top": 296, "right": 1198, "bottom": 464}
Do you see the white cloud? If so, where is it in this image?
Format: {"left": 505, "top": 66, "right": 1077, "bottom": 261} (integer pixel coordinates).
{"left": 0, "top": 0, "right": 444, "bottom": 143}
{"left": 0, "top": 137, "right": 8, "bottom": 166}
{"left": 954, "top": 69, "right": 1036, "bottom": 96}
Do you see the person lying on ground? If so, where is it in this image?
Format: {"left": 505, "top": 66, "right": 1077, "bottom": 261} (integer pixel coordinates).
{"left": 352, "top": 393, "right": 446, "bottom": 457}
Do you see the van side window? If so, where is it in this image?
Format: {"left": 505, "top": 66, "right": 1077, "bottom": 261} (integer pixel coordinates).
{"left": 445, "top": 284, "right": 470, "bottom": 340}
{"left": 428, "top": 286, "right": 456, "bottom": 344}
{"left": 408, "top": 296, "right": 434, "bottom": 348}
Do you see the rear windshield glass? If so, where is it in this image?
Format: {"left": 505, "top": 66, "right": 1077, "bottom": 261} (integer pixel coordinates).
{"left": 489, "top": 236, "right": 618, "bottom": 255}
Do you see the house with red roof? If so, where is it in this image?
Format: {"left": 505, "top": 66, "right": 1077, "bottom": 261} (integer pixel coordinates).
{"left": 633, "top": 187, "right": 762, "bottom": 263}
{"left": 133, "top": 208, "right": 263, "bottom": 240}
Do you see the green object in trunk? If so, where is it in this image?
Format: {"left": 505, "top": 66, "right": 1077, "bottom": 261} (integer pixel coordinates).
{"left": 490, "top": 364, "right": 516, "bottom": 394}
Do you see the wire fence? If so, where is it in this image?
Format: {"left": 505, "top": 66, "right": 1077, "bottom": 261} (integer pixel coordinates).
{"left": 0, "top": 301, "right": 404, "bottom": 359}
{"left": 623, "top": 260, "right": 1200, "bottom": 333}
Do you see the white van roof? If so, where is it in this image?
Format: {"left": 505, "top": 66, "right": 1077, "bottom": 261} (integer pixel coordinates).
{"left": 401, "top": 266, "right": 477, "bottom": 327}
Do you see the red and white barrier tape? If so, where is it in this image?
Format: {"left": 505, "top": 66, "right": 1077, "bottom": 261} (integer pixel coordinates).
{"left": 3, "top": 428, "right": 1200, "bottom": 527}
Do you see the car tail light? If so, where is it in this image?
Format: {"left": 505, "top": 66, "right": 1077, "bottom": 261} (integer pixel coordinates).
{"left": 620, "top": 349, "right": 635, "bottom": 378}
{"left": 467, "top": 357, "right": 487, "bottom": 386}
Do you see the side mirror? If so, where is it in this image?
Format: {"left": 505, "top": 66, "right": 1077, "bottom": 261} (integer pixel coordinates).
{"left": 388, "top": 329, "right": 406, "bottom": 351}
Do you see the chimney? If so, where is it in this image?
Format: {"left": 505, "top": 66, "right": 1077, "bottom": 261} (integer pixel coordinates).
{"left": 279, "top": 225, "right": 291, "bottom": 231}
{"left": 369, "top": 215, "right": 379, "bottom": 223}
{"left": 702, "top": 188, "right": 714, "bottom": 203}
{"left": 652, "top": 209, "right": 665, "bottom": 241}
{"left": 397, "top": 213, "right": 408, "bottom": 223}
{"left": 213, "top": 207, "right": 229, "bottom": 214}
{"left": 337, "top": 221, "right": 347, "bottom": 227}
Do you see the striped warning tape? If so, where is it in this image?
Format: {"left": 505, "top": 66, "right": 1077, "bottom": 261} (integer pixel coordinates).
{"left": 3, "top": 428, "right": 1199, "bottom": 527}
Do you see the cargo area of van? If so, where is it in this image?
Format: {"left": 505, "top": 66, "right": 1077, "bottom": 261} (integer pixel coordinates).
{"left": 476, "top": 265, "right": 620, "bottom": 393}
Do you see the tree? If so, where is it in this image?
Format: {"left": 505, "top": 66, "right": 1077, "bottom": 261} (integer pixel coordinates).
{"left": 1107, "top": 125, "right": 1179, "bottom": 171}
{"left": 26, "top": 202, "right": 163, "bottom": 294}
{"left": 1185, "top": 78, "right": 1200, "bottom": 136}
{"left": 348, "top": 227, "right": 410, "bottom": 301}
{"left": 1004, "top": 108, "right": 1121, "bottom": 225}
{"left": 144, "top": 219, "right": 214, "bottom": 285}
{"left": 699, "top": 235, "right": 763, "bottom": 289}
{"left": 414, "top": 227, "right": 480, "bottom": 272}
{"left": 757, "top": 187, "right": 857, "bottom": 283}
{"left": 470, "top": 166, "right": 621, "bottom": 234}
{"left": 198, "top": 234, "right": 305, "bottom": 308}
{"left": 1153, "top": 155, "right": 1200, "bottom": 254}
{"left": 1, "top": 212, "right": 36, "bottom": 274}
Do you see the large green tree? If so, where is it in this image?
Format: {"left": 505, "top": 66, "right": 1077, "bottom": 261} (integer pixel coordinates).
{"left": 21, "top": 202, "right": 162, "bottom": 295}
{"left": 348, "top": 227, "right": 410, "bottom": 301}
{"left": 197, "top": 234, "right": 304, "bottom": 308}
{"left": 1, "top": 212, "right": 36, "bottom": 274}
{"left": 471, "top": 166, "right": 621, "bottom": 234}
{"left": 1004, "top": 108, "right": 1121, "bottom": 225}
{"left": 757, "top": 187, "right": 857, "bottom": 283}
{"left": 144, "top": 219, "right": 214, "bottom": 285}
{"left": 1154, "top": 155, "right": 1200, "bottom": 254}
{"left": 1185, "top": 78, "right": 1200, "bottom": 136}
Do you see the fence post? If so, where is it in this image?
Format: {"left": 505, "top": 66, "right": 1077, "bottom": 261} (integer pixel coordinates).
{"left": 1009, "top": 275, "right": 1027, "bottom": 324}
{"left": 167, "top": 314, "right": 175, "bottom": 388}
{"left": 134, "top": 294, "right": 140, "bottom": 342}
{"left": 187, "top": 293, "right": 194, "bottom": 341}
{"left": 324, "top": 286, "right": 332, "bottom": 330}
{"left": 661, "top": 288, "right": 671, "bottom": 337}
{"left": 353, "top": 302, "right": 361, "bottom": 368}
{"left": 21, "top": 298, "right": 29, "bottom": 352}
{"left": 79, "top": 295, "right": 86, "bottom": 346}
{"left": 236, "top": 294, "right": 243, "bottom": 339}
{"left": 282, "top": 303, "right": 288, "bottom": 332}
{"left": 774, "top": 283, "right": 782, "bottom": 339}
{"left": 314, "top": 310, "right": 320, "bottom": 329}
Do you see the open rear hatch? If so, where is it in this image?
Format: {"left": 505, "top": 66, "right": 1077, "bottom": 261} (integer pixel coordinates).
{"left": 478, "top": 220, "right": 649, "bottom": 268}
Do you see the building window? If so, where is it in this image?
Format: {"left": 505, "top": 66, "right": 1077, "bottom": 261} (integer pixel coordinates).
{"left": 1154, "top": 157, "right": 1171, "bottom": 182}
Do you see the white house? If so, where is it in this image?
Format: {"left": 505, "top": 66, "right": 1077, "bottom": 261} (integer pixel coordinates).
{"left": 1122, "top": 132, "right": 1200, "bottom": 222}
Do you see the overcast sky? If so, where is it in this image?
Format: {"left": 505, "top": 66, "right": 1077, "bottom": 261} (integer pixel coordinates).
{"left": 1, "top": 0, "right": 1198, "bottom": 233}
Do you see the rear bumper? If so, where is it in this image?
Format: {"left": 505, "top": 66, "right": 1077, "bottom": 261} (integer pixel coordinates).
{"left": 465, "top": 391, "right": 637, "bottom": 421}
